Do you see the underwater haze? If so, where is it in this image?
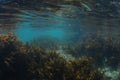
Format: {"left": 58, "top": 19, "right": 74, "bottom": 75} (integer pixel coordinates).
{"left": 0, "top": 0, "right": 120, "bottom": 80}
{"left": 0, "top": 0, "right": 120, "bottom": 44}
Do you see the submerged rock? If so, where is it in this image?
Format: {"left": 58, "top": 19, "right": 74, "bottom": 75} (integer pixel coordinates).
{"left": 102, "top": 67, "right": 120, "bottom": 80}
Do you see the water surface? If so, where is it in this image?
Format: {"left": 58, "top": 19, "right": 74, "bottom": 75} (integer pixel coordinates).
{"left": 0, "top": 4, "right": 120, "bottom": 46}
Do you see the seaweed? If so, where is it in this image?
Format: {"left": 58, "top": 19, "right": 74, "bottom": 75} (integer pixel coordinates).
{"left": 0, "top": 33, "right": 103, "bottom": 80}
{"left": 68, "top": 35, "right": 120, "bottom": 69}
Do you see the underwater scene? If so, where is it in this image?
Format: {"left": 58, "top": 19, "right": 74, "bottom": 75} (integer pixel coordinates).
{"left": 0, "top": 0, "right": 120, "bottom": 80}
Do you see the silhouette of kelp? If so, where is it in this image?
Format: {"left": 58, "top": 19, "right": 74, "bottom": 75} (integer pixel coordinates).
{"left": 68, "top": 35, "right": 120, "bottom": 69}
{"left": 0, "top": 33, "right": 103, "bottom": 80}
{"left": 0, "top": 33, "right": 20, "bottom": 61}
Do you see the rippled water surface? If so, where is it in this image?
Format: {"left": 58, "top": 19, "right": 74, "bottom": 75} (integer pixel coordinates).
{"left": 0, "top": 4, "right": 120, "bottom": 45}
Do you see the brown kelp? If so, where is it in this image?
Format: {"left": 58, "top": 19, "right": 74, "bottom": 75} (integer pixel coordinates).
{"left": 68, "top": 35, "right": 120, "bottom": 69}
{"left": 0, "top": 33, "right": 103, "bottom": 80}
{"left": 0, "top": 33, "right": 20, "bottom": 61}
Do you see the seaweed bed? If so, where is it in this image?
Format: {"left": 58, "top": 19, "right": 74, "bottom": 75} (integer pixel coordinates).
{"left": 0, "top": 33, "right": 120, "bottom": 80}
{"left": 0, "top": 0, "right": 120, "bottom": 80}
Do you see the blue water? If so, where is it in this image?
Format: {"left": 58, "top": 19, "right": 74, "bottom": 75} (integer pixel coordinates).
{"left": 0, "top": 4, "right": 120, "bottom": 45}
